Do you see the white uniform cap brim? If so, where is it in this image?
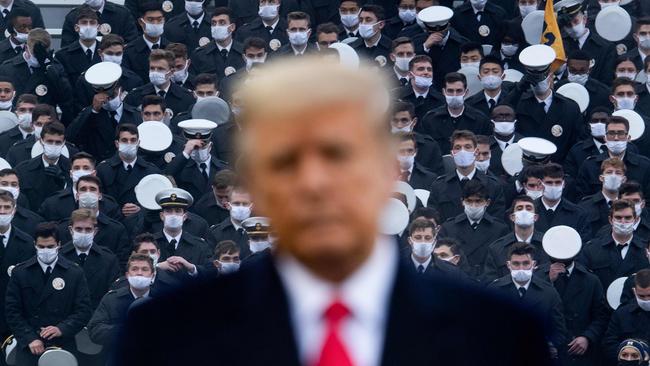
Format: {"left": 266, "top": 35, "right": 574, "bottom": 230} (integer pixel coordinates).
{"left": 414, "top": 189, "right": 430, "bottom": 206}
{"left": 76, "top": 328, "right": 103, "bottom": 355}
{"left": 155, "top": 188, "right": 194, "bottom": 206}
{"left": 557, "top": 82, "right": 590, "bottom": 113}
{"left": 458, "top": 66, "right": 484, "bottom": 97}
{"left": 84, "top": 62, "right": 122, "bottom": 87}
{"left": 191, "top": 97, "right": 231, "bottom": 125}
{"left": 241, "top": 216, "right": 271, "bottom": 229}
{"left": 417, "top": 6, "right": 453, "bottom": 26}
{"left": 177, "top": 119, "right": 218, "bottom": 135}
{"left": 518, "top": 137, "right": 557, "bottom": 157}
{"left": 519, "top": 44, "right": 556, "bottom": 69}
{"left": 329, "top": 42, "right": 360, "bottom": 69}
{"left": 542, "top": 225, "right": 582, "bottom": 259}
{"left": 0, "top": 111, "right": 17, "bottom": 134}
{"left": 595, "top": 6, "right": 632, "bottom": 42}
{"left": 378, "top": 198, "right": 410, "bottom": 235}
{"left": 521, "top": 11, "right": 545, "bottom": 46}
{"left": 606, "top": 277, "right": 628, "bottom": 310}
{"left": 31, "top": 142, "right": 70, "bottom": 159}
{"left": 501, "top": 143, "right": 523, "bottom": 176}
{"left": 0, "top": 157, "right": 10, "bottom": 170}
{"left": 135, "top": 174, "right": 174, "bottom": 210}
{"left": 503, "top": 69, "right": 524, "bottom": 83}
{"left": 138, "top": 122, "right": 173, "bottom": 152}
{"left": 553, "top": 0, "right": 582, "bottom": 12}
{"left": 38, "top": 348, "right": 78, "bottom": 366}
{"left": 613, "top": 109, "right": 645, "bottom": 141}
{"left": 394, "top": 181, "right": 417, "bottom": 213}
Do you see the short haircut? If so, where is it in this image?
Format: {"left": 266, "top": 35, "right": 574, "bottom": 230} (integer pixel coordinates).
{"left": 142, "top": 95, "right": 166, "bottom": 111}
{"left": 476, "top": 135, "right": 490, "bottom": 145}
{"left": 70, "top": 208, "right": 98, "bottom": 225}
{"left": 619, "top": 181, "right": 644, "bottom": 199}
{"left": 360, "top": 4, "right": 385, "bottom": 20}
{"left": 165, "top": 42, "right": 188, "bottom": 60}
{"left": 444, "top": 72, "right": 467, "bottom": 89}
{"left": 610, "top": 199, "right": 636, "bottom": 218}
{"left": 460, "top": 42, "right": 483, "bottom": 56}
{"left": 41, "top": 121, "right": 65, "bottom": 139}
{"left": 76, "top": 5, "right": 99, "bottom": 23}
{"left": 611, "top": 77, "right": 637, "bottom": 94}
{"left": 32, "top": 104, "right": 57, "bottom": 122}
{"left": 507, "top": 242, "right": 534, "bottom": 260}
{"left": 601, "top": 158, "right": 626, "bottom": 174}
{"left": 115, "top": 123, "right": 139, "bottom": 140}
{"left": 316, "top": 22, "right": 340, "bottom": 35}
{"left": 519, "top": 165, "right": 544, "bottom": 183}
{"left": 607, "top": 115, "right": 630, "bottom": 132}
{"left": 194, "top": 73, "right": 218, "bottom": 88}
{"left": 590, "top": 106, "right": 611, "bottom": 117}
{"left": 409, "top": 54, "right": 432, "bottom": 70}
{"left": 615, "top": 55, "right": 638, "bottom": 70}
{"left": 408, "top": 217, "right": 436, "bottom": 236}
{"left": 27, "top": 28, "right": 51, "bottom": 50}
{"left": 133, "top": 233, "right": 159, "bottom": 252}
{"left": 568, "top": 49, "right": 591, "bottom": 62}
{"left": 461, "top": 180, "right": 488, "bottom": 200}
{"left": 411, "top": 207, "right": 440, "bottom": 225}
{"left": 287, "top": 11, "right": 310, "bottom": 27}
{"left": 211, "top": 6, "right": 232, "bottom": 22}
{"left": 635, "top": 268, "right": 650, "bottom": 288}
{"left": 212, "top": 169, "right": 237, "bottom": 189}
{"left": 149, "top": 49, "right": 175, "bottom": 68}
{"left": 8, "top": 8, "right": 31, "bottom": 33}
{"left": 479, "top": 55, "right": 503, "bottom": 70}
{"left": 99, "top": 33, "right": 125, "bottom": 50}
{"left": 510, "top": 195, "right": 535, "bottom": 213}
{"left": 393, "top": 100, "right": 415, "bottom": 117}
{"left": 16, "top": 94, "right": 37, "bottom": 106}
{"left": 127, "top": 253, "right": 154, "bottom": 273}
{"left": 391, "top": 36, "right": 414, "bottom": 51}
{"left": 396, "top": 131, "right": 417, "bottom": 146}
{"left": 140, "top": 1, "right": 163, "bottom": 16}
{"left": 542, "top": 163, "right": 564, "bottom": 179}
{"left": 243, "top": 37, "right": 267, "bottom": 52}
{"left": 0, "top": 168, "right": 17, "bottom": 179}
{"left": 634, "top": 17, "right": 650, "bottom": 33}
{"left": 76, "top": 175, "right": 102, "bottom": 191}
{"left": 213, "top": 240, "right": 240, "bottom": 258}
{"left": 434, "top": 237, "right": 462, "bottom": 256}
{"left": 71, "top": 152, "right": 96, "bottom": 167}
{"left": 0, "top": 190, "right": 15, "bottom": 207}
{"left": 0, "top": 75, "right": 14, "bottom": 86}
{"left": 450, "top": 130, "right": 477, "bottom": 148}
{"left": 35, "top": 222, "right": 59, "bottom": 242}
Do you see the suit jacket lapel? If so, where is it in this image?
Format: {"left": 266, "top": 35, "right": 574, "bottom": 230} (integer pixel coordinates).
{"left": 37, "top": 263, "right": 61, "bottom": 306}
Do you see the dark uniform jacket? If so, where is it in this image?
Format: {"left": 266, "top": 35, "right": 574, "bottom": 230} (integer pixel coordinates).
{"left": 0, "top": 37, "right": 24, "bottom": 66}
{"left": 411, "top": 132, "right": 444, "bottom": 175}
{"left": 74, "top": 66, "right": 143, "bottom": 115}
{"left": 189, "top": 191, "right": 230, "bottom": 227}
{"left": 54, "top": 40, "right": 102, "bottom": 87}
{"left": 154, "top": 230, "right": 211, "bottom": 268}
{"left": 229, "top": 0, "right": 299, "bottom": 27}
{"left": 115, "top": 252, "right": 553, "bottom": 366}
{"left": 465, "top": 86, "right": 513, "bottom": 117}
{"left": 439, "top": 212, "right": 509, "bottom": 277}
{"left": 603, "top": 302, "right": 650, "bottom": 362}
{"left": 533, "top": 198, "right": 591, "bottom": 241}
{"left": 578, "top": 192, "right": 613, "bottom": 241}
{"left": 61, "top": 2, "right": 138, "bottom": 47}
{"left": 60, "top": 242, "right": 120, "bottom": 309}
{"left": 407, "top": 163, "right": 437, "bottom": 190}
{"left": 96, "top": 154, "right": 161, "bottom": 206}
{"left": 576, "top": 151, "right": 650, "bottom": 198}
{"left": 165, "top": 154, "right": 228, "bottom": 204}
{"left": 577, "top": 235, "right": 648, "bottom": 290}
{"left": 555, "top": 77, "right": 611, "bottom": 121}
{"left": 412, "top": 28, "right": 469, "bottom": 87}
{"left": 394, "top": 83, "right": 444, "bottom": 121}
{"left": 536, "top": 262, "right": 609, "bottom": 366}
{"left": 38, "top": 187, "right": 121, "bottom": 223}
{"left": 406, "top": 252, "right": 470, "bottom": 283}
{"left": 427, "top": 170, "right": 505, "bottom": 222}
{"left": 0, "top": 0, "right": 44, "bottom": 42}
{"left": 122, "top": 209, "right": 208, "bottom": 240}
{"left": 6, "top": 137, "right": 79, "bottom": 167}
{"left": 482, "top": 231, "right": 548, "bottom": 283}
{"left": 190, "top": 39, "right": 246, "bottom": 82}
{"left": 5, "top": 256, "right": 91, "bottom": 353}
{"left": 66, "top": 104, "right": 142, "bottom": 162}
{"left": 209, "top": 217, "right": 250, "bottom": 258}
{"left": 12, "top": 206, "right": 42, "bottom": 238}
{"left": 488, "top": 274, "right": 568, "bottom": 351}
{"left": 124, "top": 82, "right": 194, "bottom": 116}
{"left": 564, "top": 138, "right": 608, "bottom": 179}
{"left": 163, "top": 11, "right": 212, "bottom": 55}
{"left": 0, "top": 126, "right": 30, "bottom": 157}
{"left": 562, "top": 32, "right": 616, "bottom": 85}
{"left": 87, "top": 286, "right": 137, "bottom": 348}
{"left": 211, "top": 121, "right": 237, "bottom": 165}
{"left": 122, "top": 36, "right": 170, "bottom": 84}
{"left": 488, "top": 133, "right": 522, "bottom": 179}
{"left": 234, "top": 17, "right": 289, "bottom": 48}
{"left": 637, "top": 86, "right": 650, "bottom": 120}
{"left": 420, "top": 105, "right": 491, "bottom": 154}
{"left": 15, "top": 155, "right": 71, "bottom": 211}
{"left": 382, "top": 15, "right": 415, "bottom": 40}
{"left": 451, "top": 1, "right": 506, "bottom": 46}
{"left": 0, "top": 227, "right": 35, "bottom": 337}
{"left": 348, "top": 34, "right": 392, "bottom": 66}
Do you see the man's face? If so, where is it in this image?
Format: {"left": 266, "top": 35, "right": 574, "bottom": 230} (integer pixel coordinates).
{"left": 75, "top": 17, "right": 99, "bottom": 32}
{"left": 590, "top": 111, "right": 608, "bottom": 125}
{"left": 173, "top": 57, "right": 188, "bottom": 73}
{"left": 260, "top": 0, "right": 280, "bottom": 5}
{"left": 339, "top": 1, "right": 360, "bottom": 14}
{"left": 518, "top": 0, "right": 536, "bottom": 5}
{"left": 317, "top": 32, "right": 338, "bottom": 49}
{"left": 616, "top": 61, "right": 637, "bottom": 75}
{"left": 410, "top": 61, "right": 432, "bottom": 78}
{"left": 77, "top": 180, "right": 100, "bottom": 196}
{"left": 227, "top": 191, "right": 252, "bottom": 210}
{"left": 118, "top": 131, "right": 138, "bottom": 145}
{"left": 70, "top": 218, "right": 96, "bottom": 235}
{"left": 524, "top": 176, "right": 543, "bottom": 192}
{"left": 142, "top": 104, "right": 164, "bottom": 121}
{"left": 244, "top": 46, "right": 266, "bottom": 60}
{"left": 212, "top": 14, "right": 233, "bottom": 27}
{"left": 213, "top": 186, "right": 233, "bottom": 207}
{"left": 635, "top": 285, "right": 650, "bottom": 301}
{"left": 359, "top": 11, "right": 380, "bottom": 26}
{"left": 127, "top": 260, "right": 153, "bottom": 277}
{"left": 634, "top": 24, "right": 650, "bottom": 46}
{"left": 101, "top": 44, "right": 123, "bottom": 58}
{"left": 409, "top": 227, "right": 435, "bottom": 243}
{"left": 16, "top": 102, "right": 35, "bottom": 116}
{"left": 0, "top": 82, "right": 14, "bottom": 102}
{"left": 288, "top": 19, "right": 310, "bottom": 34}
{"left": 443, "top": 80, "right": 466, "bottom": 97}
{"left": 42, "top": 133, "right": 64, "bottom": 146}
{"left": 460, "top": 50, "right": 481, "bottom": 64}
{"left": 510, "top": 199, "right": 537, "bottom": 221}
{"left": 218, "top": 251, "right": 240, "bottom": 263}
{"left": 399, "top": 0, "right": 416, "bottom": 9}
{"left": 141, "top": 10, "right": 164, "bottom": 25}
{"left": 479, "top": 62, "right": 502, "bottom": 77}
{"left": 135, "top": 242, "right": 159, "bottom": 257}
{"left": 397, "top": 139, "right": 416, "bottom": 158}
{"left": 600, "top": 165, "right": 625, "bottom": 183}
{"left": 605, "top": 122, "right": 630, "bottom": 142}
{"left": 12, "top": 16, "right": 32, "bottom": 34}
{"left": 542, "top": 175, "right": 563, "bottom": 188}
{"left": 150, "top": 59, "right": 171, "bottom": 74}
{"left": 35, "top": 237, "right": 58, "bottom": 249}
{"left": 610, "top": 207, "right": 636, "bottom": 225}
{"left": 476, "top": 143, "right": 490, "bottom": 162}
{"left": 391, "top": 110, "right": 415, "bottom": 130}
{"left": 451, "top": 137, "right": 476, "bottom": 156}
{"left": 194, "top": 83, "right": 217, "bottom": 98}
{"left": 0, "top": 174, "right": 18, "bottom": 191}
{"left": 567, "top": 59, "right": 590, "bottom": 75}
{"left": 160, "top": 207, "right": 186, "bottom": 223}
{"left": 508, "top": 253, "right": 534, "bottom": 270}
{"left": 391, "top": 43, "right": 415, "bottom": 62}
{"left": 242, "top": 103, "right": 394, "bottom": 273}
{"left": 610, "top": 85, "right": 638, "bottom": 106}
{"left": 622, "top": 192, "right": 643, "bottom": 205}
{"left": 0, "top": 198, "right": 14, "bottom": 215}
{"left": 491, "top": 105, "right": 516, "bottom": 122}
{"left": 434, "top": 245, "right": 459, "bottom": 264}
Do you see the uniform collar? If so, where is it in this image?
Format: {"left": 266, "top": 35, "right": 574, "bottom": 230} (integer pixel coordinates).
{"left": 411, "top": 254, "right": 432, "bottom": 270}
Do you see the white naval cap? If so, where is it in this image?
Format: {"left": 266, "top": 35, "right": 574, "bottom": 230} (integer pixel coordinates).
{"left": 518, "top": 137, "right": 557, "bottom": 162}
{"left": 521, "top": 10, "right": 544, "bottom": 45}
{"left": 417, "top": 6, "right": 453, "bottom": 29}
{"left": 596, "top": 5, "right": 632, "bottom": 42}
{"left": 0, "top": 111, "right": 17, "bottom": 134}
{"left": 137, "top": 121, "right": 173, "bottom": 152}
{"left": 542, "top": 225, "right": 582, "bottom": 260}
{"left": 393, "top": 181, "right": 417, "bottom": 213}
{"left": 612, "top": 110, "right": 645, "bottom": 141}
{"left": 177, "top": 118, "right": 218, "bottom": 140}
{"left": 556, "top": 82, "right": 590, "bottom": 113}
{"left": 378, "top": 198, "right": 410, "bottom": 236}
{"left": 84, "top": 61, "right": 122, "bottom": 91}
{"left": 135, "top": 174, "right": 174, "bottom": 210}
{"left": 519, "top": 44, "right": 556, "bottom": 72}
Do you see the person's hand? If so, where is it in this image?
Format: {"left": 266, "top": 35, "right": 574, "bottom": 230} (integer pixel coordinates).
{"left": 28, "top": 339, "right": 45, "bottom": 355}
{"left": 92, "top": 92, "right": 108, "bottom": 112}
{"left": 549, "top": 263, "right": 566, "bottom": 282}
{"left": 44, "top": 165, "right": 63, "bottom": 180}
{"left": 518, "top": 72, "right": 538, "bottom": 90}
{"left": 40, "top": 326, "right": 62, "bottom": 340}
{"left": 121, "top": 203, "right": 141, "bottom": 217}
{"left": 157, "top": 260, "right": 181, "bottom": 272}
{"left": 167, "top": 256, "right": 194, "bottom": 272}
{"left": 32, "top": 42, "right": 52, "bottom": 67}
{"left": 183, "top": 139, "right": 204, "bottom": 156}
{"left": 423, "top": 32, "right": 443, "bottom": 49}
{"left": 548, "top": 344, "right": 558, "bottom": 359}
{"left": 567, "top": 336, "right": 589, "bottom": 355}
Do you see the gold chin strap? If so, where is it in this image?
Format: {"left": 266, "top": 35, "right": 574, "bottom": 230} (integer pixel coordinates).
{"left": 1, "top": 335, "right": 13, "bottom": 350}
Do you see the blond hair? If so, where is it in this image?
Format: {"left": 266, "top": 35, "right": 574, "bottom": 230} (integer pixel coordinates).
{"left": 27, "top": 28, "right": 51, "bottom": 51}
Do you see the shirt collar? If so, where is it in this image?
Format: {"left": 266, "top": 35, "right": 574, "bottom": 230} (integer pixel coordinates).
{"left": 566, "top": 262, "right": 575, "bottom": 276}
{"left": 512, "top": 278, "right": 531, "bottom": 290}
{"left": 42, "top": 156, "right": 58, "bottom": 167}
{"left": 577, "top": 28, "right": 590, "bottom": 48}
{"left": 130, "top": 288, "right": 150, "bottom": 299}
{"left": 542, "top": 198, "right": 561, "bottom": 211}
{"left": 535, "top": 92, "right": 553, "bottom": 107}
{"left": 122, "top": 157, "right": 137, "bottom": 170}
{"left": 143, "top": 35, "right": 160, "bottom": 50}
{"left": 448, "top": 105, "right": 465, "bottom": 118}
{"left": 155, "top": 84, "right": 170, "bottom": 94}
{"left": 495, "top": 136, "right": 514, "bottom": 151}
{"left": 411, "top": 253, "right": 432, "bottom": 270}
{"left": 75, "top": 246, "right": 92, "bottom": 256}
{"left": 37, "top": 257, "right": 57, "bottom": 273}
{"left": 484, "top": 90, "right": 501, "bottom": 103}
{"left": 163, "top": 230, "right": 182, "bottom": 247}
{"left": 456, "top": 167, "right": 476, "bottom": 181}
{"left": 216, "top": 39, "right": 233, "bottom": 51}
{"left": 364, "top": 34, "right": 381, "bottom": 48}
{"left": 0, "top": 2, "right": 13, "bottom": 12}
{"left": 263, "top": 18, "right": 279, "bottom": 31}
{"left": 515, "top": 233, "right": 533, "bottom": 243}
{"left": 612, "top": 233, "right": 632, "bottom": 246}
{"left": 187, "top": 12, "right": 204, "bottom": 24}
{"left": 0, "top": 226, "right": 11, "bottom": 247}
{"left": 79, "top": 41, "right": 97, "bottom": 54}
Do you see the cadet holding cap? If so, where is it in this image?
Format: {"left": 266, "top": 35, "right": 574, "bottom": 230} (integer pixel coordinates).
{"left": 137, "top": 95, "right": 184, "bottom": 170}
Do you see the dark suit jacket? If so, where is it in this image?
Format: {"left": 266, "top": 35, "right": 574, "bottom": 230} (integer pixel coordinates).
{"left": 163, "top": 11, "right": 212, "bottom": 54}
{"left": 122, "top": 36, "right": 170, "bottom": 84}
{"left": 235, "top": 17, "right": 289, "bottom": 47}
{"left": 348, "top": 34, "right": 392, "bottom": 65}
{"left": 208, "top": 217, "right": 250, "bottom": 258}
{"left": 189, "top": 191, "right": 230, "bottom": 227}
{"left": 61, "top": 2, "right": 137, "bottom": 47}
{"left": 0, "top": 227, "right": 35, "bottom": 336}
{"left": 12, "top": 206, "right": 42, "bottom": 238}
{"left": 394, "top": 83, "right": 444, "bottom": 121}
{"left": 14, "top": 155, "right": 71, "bottom": 211}
{"left": 407, "top": 163, "right": 437, "bottom": 190}
{"left": 0, "top": 0, "right": 44, "bottom": 42}
{"left": 6, "top": 137, "right": 79, "bottom": 167}
{"left": 576, "top": 151, "right": 650, "bottom": 198}
{"left": 488, "top": 133, "right": 522, "bottom": 179}
{"left": 189, "top": 40, "right": 246, "bottom": 82}
{"left": 578, "top": 192, "right": 613, "bottom": 240}
{"left": 412, "top": 28, "right": 469, "bottom": 87}
{"left": 562, "top": 32, "right": 616, "bottom": 85}
{"left": 54, "top": 40, "right": 102, "bottom": 87}
{"left": 451, "top": 2, "right": 506, "bottom": 46}
{"left": 114, "top": 250, "right": 552, "bottom": 365}
{"left": 0, "top": 126, "right": 27, "bottom": 157}
{"left": 420, "top": 105, "right": 492, "bottom": 154}
{"left": 0, "top": 37, "right": 23, "bottom": 65}
{"left": 165, "top": 154, "right": 228, "bottom": 204}
{"left": 38, "top": 187, "right": 121, "bottom": 223}
{"left": 482, "top": 231, "right": 549, "bottom": 283}
{"left": 533, "top": 198, "right": 591, "bottom": 241}
{"left": 124, "top": 82, "right": 194, "bottom": 115}
{"left": 96, "top": 154, "right": 161, "bottom": 206}
{"left": 154, "top": 230, "right": 211, "bottom": 268}
{"left": 603, "top": 302, "right": 650, "bottom": 363}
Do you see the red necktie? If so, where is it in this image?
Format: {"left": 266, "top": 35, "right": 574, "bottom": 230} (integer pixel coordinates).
{"left": 313, "top": 300, "right": 354, "bottom": 366}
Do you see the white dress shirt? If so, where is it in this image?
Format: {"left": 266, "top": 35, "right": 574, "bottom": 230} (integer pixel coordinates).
{"left": 122, "top": 157, "right": 137, "bottom": 170}
{"left": 276, "top": 236, "right": 397, "bottom": 366}
{"left": 456, "top": 167, "right": 477, "bottom": 181}
{"left": 535, "top": 93, "right": 553, "bottom": 113}
{"left": 542, "top": 198, "right": 561, "bottom": 211}
{"left": 577, "top": 29, "right": 590, "bottom": 49}
{"left": 496, "top": 135, "right": 515, "bottom": 151}
{"left": 613, "top": 234, "right": 632, "bottom": 259}
{"left": 143, "top": 35, "right": 161, "bottom": 50}
{"left": 411, "top": 254, "right": 432, "bottom": 272}
{"left": 163, "top": 231, "right": 182, "bottom": 249}
{"left": 0, "top": 226, "right": 11, "bottom": 248}
{"left": 38, "top": 256, "right": 57, "bottom": 273}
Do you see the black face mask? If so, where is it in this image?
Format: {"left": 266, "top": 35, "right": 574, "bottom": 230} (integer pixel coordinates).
{"left": 618, "top": 360, "right": 642, "bottom": 366}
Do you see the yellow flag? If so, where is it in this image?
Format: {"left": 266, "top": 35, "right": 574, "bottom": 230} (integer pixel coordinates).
{"left": 541, "top": 0, "right": 566, "bottom": 71}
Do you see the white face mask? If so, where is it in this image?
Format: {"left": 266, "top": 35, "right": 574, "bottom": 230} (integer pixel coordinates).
{"left": 358, "top": 22, "right": 378, "bottom": 39}
{"left": 413, "top": 75, "right": 432, "bottom": 89}
{"left": 190, "top": 145, "right": 211, "bottom": 162}
{"left": 0, "top": 187, "right": 19, "bottom": 200}
{"left": 398, "top": 9, "right": 416, "bottom": 23}
{"left": 127, "top": 275, "right": 152, "bottom": 290}
{"left": 511, "top": 268, "right": 533, "bottom": 283}
{"left": 37, "top": 247, "right": 58, "bottom": 264}
{"left": 0, "top": 211, "right": 14, "bottom": 227}
{"left": 397, "top": 154, "right": 415, "bottom": 170}
{"left": 453, "top": 149, "right": 475, "bottom": 167}
{"left": 78, "top": 192, "right": 99, "bottom": 208}
{"left": 532, "top": 77, "right": 551, "bottom": 95}
{"left": 394, "top": 56, "right": 413, "bottom": 72}
{"left": 600, "top": 0, "right": 620, "bottom": 8}
{"left": 567, "top": 72, "right": 588, "bottom": 85}
{"left": 606, "top": 140, "right": 628, "bottom": 155}
{"left": 525, "top": 189, "right": 543, "bottom": 200}
{"left": 615, "top": 96, "right": 636, "bottom": 110}
{"left": 340, "top": 12, "right": 360, "bottom": 28}
{"left": 481, "top": 74, "right": 503, "bottom": 90}
{"left": 475, "top": 159, "right": 490, "bottom": 172}
{"left": 85, "top": 0, "right": 103, "bottom": 8}
{"left": 258, "top": 4, "right": 279, "bottom": 20}
{"left": 149, "top": 71, "right": 169, "bottom": 87}
{"left": 78, "top": 25, "right": 98, "bottom": 40}
{"left": 184, "top": 0, "right": 203, "bottom": 16}
{"left": 492, "top": 120, "right": 516, "bottom": 136}
{"left": 230, "top": 205, "right": 251, "bottom": 221}
{"left": 211, "top": 25, "right": 231, "bottom": 41}
{"left": 17, "top": 112, "right": 32, "bottom": 129}
{"left": 616, "top": 72, "right": 637, "bottom": 80}
{"left": 411, "top": 241, "right": 434, "bottom": 258}
{"left": 164, "top": 214, "right": 184, "bottom": 230}
{"left": 514, "top": 209, "right": 535, "bottom": 228}
{"left": 391, "top": 124, "right": 413, "bottom": 134}
{"left": 461, "top": 61, "right": 480, "bottom": 70}
{"left": 613, "top": 220, "right": 636, "bottom": 235}
{"left": 602, "top": 174, "right": 624, "bottom": 192}
{"left": 71, "top": 169, "right": 93, "bottom": 183}
{"left": 501, "top": 44, "right": 518, "bottom": 57}
{"left": 464, "top": 203, "right": 486, "bottom": 221}
{"left": 24, "top": 50, "right": 40, "bottom": 68}
{"left": 219, "top": 261, "right": 240, "bottom": 274}
{"left": 119, "top": 142, "right": 138, "bottom": 159}
{"left": 542, "top": 183, "right": 563, "bottom": 201}
{"left": 72, "top": 231, "right": 94, "bottom": 250}
{"left": 171, "top": 61, "right": 189, "bottom": 83}
{"left": 635, "top": 202, "right": 644, "bottom": 217}
{"left": 149, "top": 253, "right": 159, "bottom": 266}
{"left": 142, "top": 22, "right": 164, "bottom": 38}
{"left": 639, "top": 36, "right": 650, "bottom": 50}
{"left": 14, "top": 31, "right": 28, "bottom": 44}
{"left": 590, "top": 122, "right": 606, "bottom": 138}
{"left": 103, "top": 92, "right": 122, "bottom": 111}
{"left": 288, "top": 30, "right": 309, "bottom": 46}
{"left": 519, "top": 4, "right": 537, "bottom": 17}
{"left": 42, "top": 143, "right": 63, "bottom": 160}
{"left": 102, "top": 54, "right": 122, "bottom": 65}
{"left": 249, "top": 240, "right": 271, "bottom": 253}
{"left": 470, "top": 0, "right": 487, "bottom": 9}
{"left": 566, "top": 22, "right": 586, "bottom": 40}
{"left": 0, "top": 95, "right": 13, "bottom": 111}
{"left": 445, "top": 95, "right": 464, "bottom": 109}
{"left": 245, "top": 56, "right": 266, "bottom": 70}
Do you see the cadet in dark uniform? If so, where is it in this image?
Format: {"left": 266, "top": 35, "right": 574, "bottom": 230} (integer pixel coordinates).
{"left": 165, "top": 119, "right": 228, "bottom": 202}
{"left": 272, "top": 11, "right": 318, "bottom": 58}
{"left": 0, "top": 169, "right": 43, "bottom": 237}
{"left": 395, "top": 132, "right": 437, "bottom": 190}
{"left": 5, "top": 222, "right": 91, "bottom": 366}
{"left": 0, "top": 190, "right": 35, "bottom": 344}
{"left": 578, "top": 158, "right": 626, "bottom": 239}
{"left": 420, "top": 73, "right": 492, "bottom": 154}
{"left": 209, "top": 184, "right": 253, "bottom": 257}
{"left": 124, "top": 49, "right": 195, "bottom": 115}
{"left": 438, "top": 180, "right": 509, "bottom": 278}
{"left": 465, "top": 56, "right": 512, "bottom": 117}
{"left": 427, "top": 130, "right": 505, "bottom": 222}
{"left": 578, "top": 200, "right": 649, "bottom": 290}
{"left": 490, "top": 19, "right": 526, "bottom": 73}
{"left": 451, "top": 0, "right": 506, "bottom": 47}
{"left": 95, "top": 124, "right": 161, "bottom": 207}
{"left": 382, "top": 0, "right": 416, "bottom": 40}
{"left": 0, "top": 0, "right": 43, "bottom": 43}
{"left": 189, "top": 7, "right": 245, "bottom": 82}
{"left": 393, "top": 55, "right": 444, "bottom": 121}
{"left": 0, "top": 8, "right": 32, "bottom": 64}
{"left": 163, "top": 0, "right": 211, "bottom": 55}
{"left": 609, "top": 78, "right": 650, "bottom": 158}
{"left": 190, "top": 169, "right": 235, "bottom": 227}
{"left": 487, "top": 242, "right": 568, "bottom": 360}
{"left": 564, "top": 108, "right": 611, "bottom": 179}
{"left": 239, "top": 216, "right": 273, "bottom": 264}
{"left": 122, "top": 2, "right": 169, "bottom": 83}
{"left": 166, "top": 43, "right": 194, "bottom": 90}
{"left": 136, "top": 95, "right": 184, "bottom": 170}
{"left": 54, "top": 6, "right": 102, "bottom": 87}
{"left": 487, "top": 104, "right": 522, "bottom": 178}
{"left": 0, "top": 94, "right": 35, "bottom": 158}
{"left": 482, "top": 195, "right": 549, "bottom": 282}
{"left": 337, "top": 0, "right": 360, "bottom": 39}
{"left": 217, "top": 37, "right": 268, "bottom": 101}
{"left": 14, "top": 122, "right": 70, "bottom": 211}
{"left": 229, "top": 0, "right": 300, "bottom": 27}
{"left": 348, "top": 5, "right": 392, "bottom": 66}
{"left": 61, "top": 0, "right": 137, "bottom": 47}
{"left": 235, "top": 0, "right": 289, "bottom": 50}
